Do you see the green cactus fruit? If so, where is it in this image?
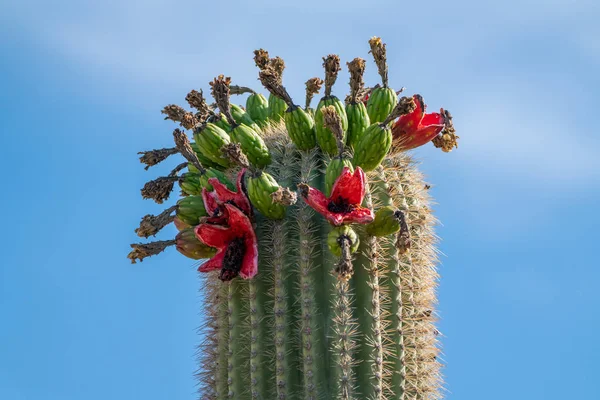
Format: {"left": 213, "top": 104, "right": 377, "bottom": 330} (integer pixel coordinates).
{"left": 366, "top": 206, "right": 401, "bottom": 236}
{"left": 314, "top": 96, "right": 348, "bottom": 156}
{"left": 246, "top": 172, "right": 287, "bottom": 219}
{"left": 327, "top": 225, "right": 359, "bottom": 256}
{"left": 176, "top": 195, "right": 208, "bottom": 226}
{"left": 212, "top": 114, "right": 232, "bottom": 132}
{"left": 352, "top": 122, "right": 393, "bottom": 172}
{"left": 268, "top": 94, "right": 287, "bottom": 122}
{"left": 189, "top": 143, "right": 222, "bottom": 170}
{"left": 175, "top": 228, "right": 216, "bottom": 259}
{"left": 230, "top": 103, "right": 261, "bottom": 132}
{"left": 230, "top": 124, "right": 272, "bottom": 168}
{"left": 246, "top": 93, "right": 269, "bottom": 127}
{"left": 366, "top": 87, "right": 398, "bottom": 125}
{"left": 193, "top": 123, "right": 232, "bottom": 168}
{"left": 284, "top": 105, "right": 316, "bottom": 150}
{"left": 346, "top": 101, "right": 370, "bottom": 149}
{"left": 173, "top": 216, "right": 191, "bottom": 231}
{"left": 325, "top": 157, "right": 354, "bottom": 197}
{"left": 180, "top": 168, "right": 234, "bottom": 196}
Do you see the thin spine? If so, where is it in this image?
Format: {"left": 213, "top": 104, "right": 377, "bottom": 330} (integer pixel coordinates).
{"left": 352, "top": 179, "right": 382, "bottom": 399}
{"left": 399, "top": 169, "right": 442, "bottom": 399}
{"left": 197, "top": 272, "right": 220, "bottom": 400}
{"left": 216, "top": 281, "right": 230, "bottom": 399}
{"left": 366, "top": 177, "right": 385, "bottom": 400}
{"left": 382, "top": 167, "right": 407, "bottom": 400}
{"left": 250, "top": 214, "right": 270, "bottom": 399}
{"left": 297, "top": 148, "right": 325, "bottom": 399}
{"left": 228, "top": 279, "right": 250, "bottom": 399}
{"left": 333, "top": 275, "right": 356, "bottom": 399}
{"left": 386, "top": 155, "right": 442, "bottom": 399}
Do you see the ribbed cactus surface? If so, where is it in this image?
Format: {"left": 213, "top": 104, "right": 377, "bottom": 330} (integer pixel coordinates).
{"left": 129, "top": 37, "right": 458, "bottom": 400}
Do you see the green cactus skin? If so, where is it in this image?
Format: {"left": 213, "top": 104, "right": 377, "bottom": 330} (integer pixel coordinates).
{"left": 175, "top": 195, "right": 207, "bottom": 225}
{"left": 230, "top": 124, "right": 272, "bottom": 168}
{"left": 284, "top": 105, "right": 317, "bottom": 151}
{"left": 246, "top": 93, "right": 270, "bottom": 128}
{"left": 140, "top": 110, "right": 442, "bottom": 400}
{"left": 180, "top": 168, "right": 234, "bottom": 195}
{"left": 366, "top": 87, "right": 398, "bottom": 125}
{"left": 367, "top": 205, "right": 401, "bottom": 236}
{"left": 324, "top": 157, "right": 354, "bottom": 197}
{"left": 346, "top": 101, "right": 370, "bottom": 149}
{"left": 190, "top": 142, "right": 223, "bottom": 170}
{"left": 314, "top": 96, "right": 348, "bottom": 156}
{"left": 230, "top": 103, "right": 261, "bottom": 132}
{"left": 246, "top": 171, "right": 287, "bottom": 219}
{"left": 193, "top": 123, "right": 232, "bottom": 168}
{"left": 213, "top": 115, "right": 232, "bottom": 132}
{"left": 352, "top": 122, "right": 393, "bottom": 172}
{"left": 268, "top": 94, "right": 287, "bottom": 122}
{"left": 327, "top": 225, "right": 359, "bottom": 256}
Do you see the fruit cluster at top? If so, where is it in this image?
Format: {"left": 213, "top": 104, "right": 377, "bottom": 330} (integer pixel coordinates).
{"left": 128, "top": 37, "right": 458, "bottom": 282}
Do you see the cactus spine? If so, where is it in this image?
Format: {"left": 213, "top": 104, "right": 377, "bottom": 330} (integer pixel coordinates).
{"left": 129, "top": 38, "right": 457, "bottom": 400}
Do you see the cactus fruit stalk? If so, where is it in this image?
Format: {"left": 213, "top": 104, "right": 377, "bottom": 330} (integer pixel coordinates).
{"left": 129, "top": 37, "right": 458, "bottom": 400}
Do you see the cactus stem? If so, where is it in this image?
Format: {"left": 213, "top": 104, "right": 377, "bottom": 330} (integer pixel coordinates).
{"left": 228, "top": 279, "right": 249, "bottom": 399}
{"left": 137, "top": 147, "right": 179, "bottom": 170}
{"left": 304, "top": 77, "right": 324, "bottom": 111}
{"left": 250, "top": 216, "right": 270, "bottom": 399}
{"left": 333, "top": 276, "right": 356, "bottom": 399}
{"left": 216, "top": 282, "right": 230, "bottom": 399}
{"left": 296, "top": 148, "right": 325, "bottom": 399}
{"left": 197, "top": 273, "right": 221, "bottom": 399}
{"left": 135, "top": 205, "right": 177, "bottom": 238}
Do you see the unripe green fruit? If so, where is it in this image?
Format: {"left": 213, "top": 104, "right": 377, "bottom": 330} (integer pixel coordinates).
{"left": 314, "top": 96, "right": 348, "bottom": 156}
{"left": 190, "top": 143, "right": 223, "bottom": 170}
{"left": 175, "top": 228, "right": 216, "bottom": 259}
{"left": 352, "top": 122, "right": 392, "bottom": 172}
{"left": 246, "top": 172, "right": 287, "bottom": 219}
{"left": 327, "top": 225, "right": 359, "bottom": 256}
{"left": 284, "top": 105, "right": 316, "bottom": 150}
{"left": 366, "top": 206, "right": 401, "bottom": 236}
{"left": 212, "top": 115, "right": 232, "bottom": 132}
{"left": 246, "top": 93, "right": 269, "bottom": 128}
{"left": 325, "top": 157, "right": 354, "bottom": 197}
{"left": 268, "top": 94, "right": 287, "bottom": 122}
{"left": 366, "top": 87, "right": 398, "bottom": 125}
{"left": 180, "top": 168, "right": 234, "bottom": 196}
{"left": 176, "top": 196, "right": 208, "bottom": 226}
{"left": 193, "top": 123, "right": 232, "bottom": 168}
{"left": 346, "top": 101, "right": 370, "bottom": 149}
{"left": 230, "top": 104, "right": 261, "bottom": 132}
{"left": 230, "top": 124, "right": 272, "bottom": 168}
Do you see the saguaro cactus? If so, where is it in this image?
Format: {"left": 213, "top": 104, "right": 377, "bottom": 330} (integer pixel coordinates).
{"left": 128, "top": 37, "right": 459, "bottom": 400}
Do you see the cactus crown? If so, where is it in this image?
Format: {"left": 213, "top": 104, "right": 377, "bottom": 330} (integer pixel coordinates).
{"left": 129, "top": 37, "right": 458, "bottom": 400}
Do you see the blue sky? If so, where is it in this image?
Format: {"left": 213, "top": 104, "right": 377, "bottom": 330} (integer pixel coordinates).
{"left": 1, "top": 0, "right": 599, "bottom": 399}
